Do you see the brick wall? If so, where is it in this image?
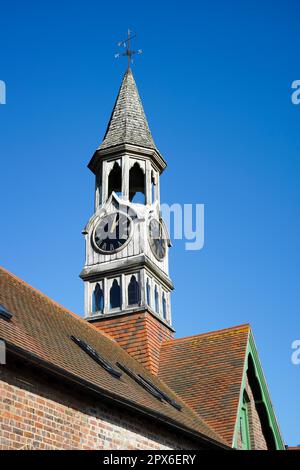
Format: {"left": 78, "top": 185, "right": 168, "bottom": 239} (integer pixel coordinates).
{"left": 245, "top": 377, "right": 268, "bottom": 450}
{"left": 0, "top": 360, "right": 197, "bottom": 450}
{"left": 90, "top": 311, "right": 174, "bottom": 375}
{"left": 235, "top": 376, "right": 268, "bottom": 450}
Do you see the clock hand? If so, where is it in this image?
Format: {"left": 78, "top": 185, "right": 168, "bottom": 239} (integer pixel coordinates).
{"left": 110, "top": 214, "right": 118, "bottom": 236}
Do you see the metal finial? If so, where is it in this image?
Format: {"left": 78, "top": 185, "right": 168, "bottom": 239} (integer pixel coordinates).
{"left": 114, "top": 29, "right": 142, "bottom": 69}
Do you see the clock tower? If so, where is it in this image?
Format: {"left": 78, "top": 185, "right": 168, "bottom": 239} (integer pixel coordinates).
{"left": 80, "top": 67, "right": 174, "bottom": 374}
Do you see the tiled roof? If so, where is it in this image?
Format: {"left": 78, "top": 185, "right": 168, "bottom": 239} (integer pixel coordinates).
{"left": 99, "top": 68, "right": 157, "bottom": 151}
{"left": 158, "top": 324, "right": 250, "bottom": 446}
{"left": 0, "top": 267, "right": 227, "bottom": 448}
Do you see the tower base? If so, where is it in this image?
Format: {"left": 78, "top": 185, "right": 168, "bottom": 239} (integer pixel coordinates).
{"left": 87, "top": 309, "right": 174, "bottom": 375}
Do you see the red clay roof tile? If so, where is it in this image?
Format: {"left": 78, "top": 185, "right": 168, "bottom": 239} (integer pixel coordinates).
{"left": 0, "top": 266, "right": 227, "bottom": 447}
{"left": 158, "top": 324, "right": 250, "bottom": 446}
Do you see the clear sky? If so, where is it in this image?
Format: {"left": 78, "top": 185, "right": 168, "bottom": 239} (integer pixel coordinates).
{"left": 0, "top": 0, "right": 299, "bottom": 445}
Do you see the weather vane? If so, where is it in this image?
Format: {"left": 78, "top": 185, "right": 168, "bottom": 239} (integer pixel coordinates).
{"left": 115, "top": 29, "right": 142, "bottom": 69}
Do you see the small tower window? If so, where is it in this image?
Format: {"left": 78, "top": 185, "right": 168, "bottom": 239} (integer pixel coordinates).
{"left": 92, "top": 283, "right": 104, "bottom": 313}
{"left": 146, "top": 278, "right": 151, "bottom": 306}
{"left": 128, "top": 275, "right": 140, "bottom": 306}
{"left": 110, "top": 279, "right": 121, "bottom": 309}
{"left": 108, "top": 162, "right": 122, "bottom": 198}
{"left": 162, "top": 293, "right": 167, "bottom": 320}
{"left": 154, "top": 285, "right": 159, "bottom": 314}
{"left": 129, "top": 162, "right": 145, "bottom": 204}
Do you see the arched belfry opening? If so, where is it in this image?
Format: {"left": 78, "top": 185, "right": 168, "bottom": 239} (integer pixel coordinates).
{"left": 151, "top": 171, "right": 156, "bottom": 204}
{"left": 129, "top": 162, "right": 145, "bottom": 204}
{"left": 92, "top": 283, "right": 104, "bottom": 314}
{"left": 110, "top": 279, "right": 121, "bottom": 310}
{"left": 128, "top": 275, "right": 140, "bottom": 305}
{"left": 108, "top": 162, "right": 122, "bottom": 199}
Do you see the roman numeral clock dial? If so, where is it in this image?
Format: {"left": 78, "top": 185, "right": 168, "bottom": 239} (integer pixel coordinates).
{"left": 148, "top": 218, "right": 167, "bottom": 261}
{"left": 93, "top": 212, "right": 132, "bottom": 253}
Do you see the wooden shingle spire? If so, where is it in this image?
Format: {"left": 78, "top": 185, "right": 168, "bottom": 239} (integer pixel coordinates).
{"left": 99, "top": 68, "right": 157, "bottom": 151}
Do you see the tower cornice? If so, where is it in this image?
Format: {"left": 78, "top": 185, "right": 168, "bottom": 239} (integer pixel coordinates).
{"left": 80, "top": 253, "right": 174, "bottom": 291}
{"left": 88, "top": 143, "right": 167, "bottom": 175}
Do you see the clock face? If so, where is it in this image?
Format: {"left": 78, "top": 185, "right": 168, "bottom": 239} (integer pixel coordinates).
{"left": 148, "top": 218, "right": 167, "bottom": 260}
{"left": 93, "top": 212, "right": 132, "bottom": 253}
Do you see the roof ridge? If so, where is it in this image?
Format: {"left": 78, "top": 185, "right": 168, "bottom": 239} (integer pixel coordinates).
{"left": 162, "top": 323, "right": 251, "bottom": 346}
{"left": 0, "top": 266, "right": 116, "bottom": 342}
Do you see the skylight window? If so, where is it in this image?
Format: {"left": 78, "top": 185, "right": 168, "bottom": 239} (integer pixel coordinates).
{"left": 70, "top": 336, "right": 122, "bottom": 379}
{"left": 117, "top": 362, "right": 162, "bottom": 400}
{"left": 116, "top": 362, "right": 181, "bottom": 411}
{"left": 0, "top": 304, "right": 13, "bottom": 322}
{"left": 139, "top": 375, "right": 182, "bottom": 411}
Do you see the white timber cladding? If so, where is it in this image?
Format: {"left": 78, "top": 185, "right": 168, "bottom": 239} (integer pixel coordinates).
{"left": 82, "top": 148, "right": 173, "bottom": 325}
{"left": 84, "top": 195, "right": 169, "bottom": 274}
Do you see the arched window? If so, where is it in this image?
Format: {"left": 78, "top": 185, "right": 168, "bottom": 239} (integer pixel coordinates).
{"left": 151, "top": 172, "right": 156, "bottom": 204}
{"left": 92, "top": 283, "right": 104, "bottom": 313}
{"left": 154, "top": 285, "right": 159, "bottom": 314}
{"left": 129, "top": 162, "right": 145, "bottom": 204}
{"left": 110, "top": 279, "right": 121, "bottom": 309}
{"left": 108, "top": 162, "right": 122, "bottom": 198}
{"left": 146, "top": 278, "right": 151, "bottom": 306}
{"left": 128, "top": 275, "right": 140, "bottom": 306}
{"left": 162, "top": 293, "right": 167, "bottom": 320}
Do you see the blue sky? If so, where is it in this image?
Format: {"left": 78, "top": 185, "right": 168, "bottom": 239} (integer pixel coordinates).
{"left": 0, "top": 0, "right": 299, "bottom": 445}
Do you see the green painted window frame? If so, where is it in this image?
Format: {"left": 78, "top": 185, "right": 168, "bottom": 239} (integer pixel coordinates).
{"left": 239, "top": 393, "right": 251, "bottom": 450}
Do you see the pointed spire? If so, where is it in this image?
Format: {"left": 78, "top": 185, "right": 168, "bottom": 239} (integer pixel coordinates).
{"left": 99, "top": 68, "right": 157, "bottom": 151}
